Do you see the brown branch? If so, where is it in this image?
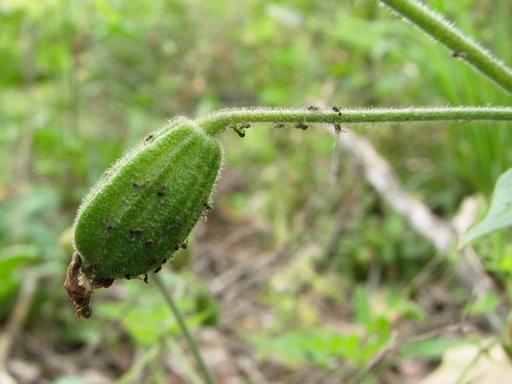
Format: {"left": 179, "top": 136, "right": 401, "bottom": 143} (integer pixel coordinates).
{"left": 330, "top": 127, "right": 500, "bottom": 305}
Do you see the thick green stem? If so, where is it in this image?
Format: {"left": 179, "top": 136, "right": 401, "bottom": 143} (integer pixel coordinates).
{"left": 379, "top": 0, "right": 512, "bottom": 94}
{"left": 153, "top": 274, "right": 215, "bottom": 384}
{"left": 199, "top": 106, "right": 512, "bottom": 136}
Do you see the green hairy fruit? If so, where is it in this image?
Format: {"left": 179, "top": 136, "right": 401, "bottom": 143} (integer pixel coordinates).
{"left": 64, "top": 117, "right": 222, "bottom": 318}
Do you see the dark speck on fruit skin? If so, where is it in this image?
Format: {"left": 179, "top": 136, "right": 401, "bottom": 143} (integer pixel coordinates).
{"left": 145, "top": 238, "right": 154, "bottom": 246}
{"left": 168, "top": 219, "right": 181, "bottom": 230}
{"left": 129, "top": 227, "right": 144, "bottom": 238}
{"left": 157, "top": 185, "right": 166, "bottom": 197}
{"left": 154, "top": 266, "right": 162, "bottom": 273}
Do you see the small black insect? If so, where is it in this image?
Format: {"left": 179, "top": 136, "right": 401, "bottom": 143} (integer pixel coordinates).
{"left": 145, "top": 134, "right": 154, "bottom": 143}
{"left": 99, "top": 277, "right": 114, "bottom": 288}
{"left": 201, "top": 203, "right": 213, "bottom": 222}
{"left": 294, "top": 122, "right": 308, "bottom": 130}
{"left": 180, "top": 241, "right": 188, "bottom": 249}
{"left": 233, "top": 128, "right": 245, "bottom": 137}
{"left": 332, "top": 106, "right": 342, "bottom": 115}
{"left": 452, "top": 50, "right": 467, "bottom": 59}
{"left": 233, "top": 124, "right": 248, "bottom": 138}
{"left": 125, "top": 273, "right": 132, "bottom": 280}
{"left": 105, "top": 222, "right": 113, "bottom": 230}
{"left": 334, "top": 123, "right": 347, "bottom": 133}
{"left": 143, "top": 274, "right": 149, "bottom": 284}
{"left": 174, "top": 244, "right": 181, "bottom": 251}
{"left": 154, "top": 266, "right": 162, "bottom": 274}
{"left": 203, "top": 202, "right": 213, "bottom": 212}
{"left": 307, "top": 105, "right": 319, "bottom": 111}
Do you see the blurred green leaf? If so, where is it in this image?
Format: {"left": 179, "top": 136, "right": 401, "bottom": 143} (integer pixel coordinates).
{"left": 250, "top": 324, "right": 393, "bottom": 369}
{"left": 0, "top": 244, "right": 38, "bottom": 300}
{"left": 98, "top": 273, "right": 215, "bottom": 346}
{"left": 52, "top": 377, "right": 88, "bottom": 384}
{"left": 466, "top": 292, "right": 500, "bottom": 315}
{"left": 461, "top": 168, "right": 512, "bottom": 247}
{"left": 354, "top": 286, "right": 372, "bottom": 329}
{"left": 250, "top": 329, "right": 365, "bottom": 368}
{"left": 401, "top": 338, "right": 469, "bottom": 359}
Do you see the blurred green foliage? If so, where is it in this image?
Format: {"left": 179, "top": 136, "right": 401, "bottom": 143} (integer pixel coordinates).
{"left": 0, "top": 0, "right": 511, "bottom": 381}
{"left": 462, "top": 168, "right": 512, "bottom": 246}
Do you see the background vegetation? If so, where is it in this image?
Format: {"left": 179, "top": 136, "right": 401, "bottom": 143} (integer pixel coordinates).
{"left": 0, "top": 0, "right": 511, "bottom": 382}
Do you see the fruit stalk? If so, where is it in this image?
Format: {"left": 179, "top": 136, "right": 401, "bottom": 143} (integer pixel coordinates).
{"left": 65, "top": 118, "right": 222, "bottom": 317}
{"left": 199, "top": 106, "right": 512, "bottom": 136}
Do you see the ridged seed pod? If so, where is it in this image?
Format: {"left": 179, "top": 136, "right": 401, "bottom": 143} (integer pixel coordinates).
{"left": 64, "top": 118, "right": 222, "bottom": 318}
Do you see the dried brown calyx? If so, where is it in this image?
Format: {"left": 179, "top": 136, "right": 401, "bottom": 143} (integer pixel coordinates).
{"left": 63, "top": 252, "right": 113, "bottom": 318}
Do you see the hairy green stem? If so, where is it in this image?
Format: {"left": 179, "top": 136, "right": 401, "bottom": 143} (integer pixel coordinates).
{"left": 153, "top": 274, "right": 215, "bottom": 384}
{"left": 199, "top": 106, "right": 512, "bottom": 136}
{"left": 379, "top": 0, "right": 512, "bottom": 93}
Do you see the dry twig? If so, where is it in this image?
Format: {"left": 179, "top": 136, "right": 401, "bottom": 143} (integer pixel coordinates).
{"left": 329, "top": 127, "right": 502, "bottom": 321}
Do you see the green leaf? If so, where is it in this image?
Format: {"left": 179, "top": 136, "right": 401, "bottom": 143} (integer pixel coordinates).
{"left": 460, "top": 168, "right": 512, "bottom": 247}
{"left": 0, "top": 244, "right": 38, "bottom": 300}
{"left": 249, "top": 329, "right": 365, "bottom": 368}
{"left": 401, "top": 338, "right": 469, "bottom": 359}
{"left": 466, "top": 292, "right": 500, "bottom": 315}
{"left": 97, "top": 273, "right": 209, "bottom": 346}
{"left": 354, "top": 286, "right": 372, "bottom": 328}
{"left": 52, "top": 377, "right": 88, "bottom": 384}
